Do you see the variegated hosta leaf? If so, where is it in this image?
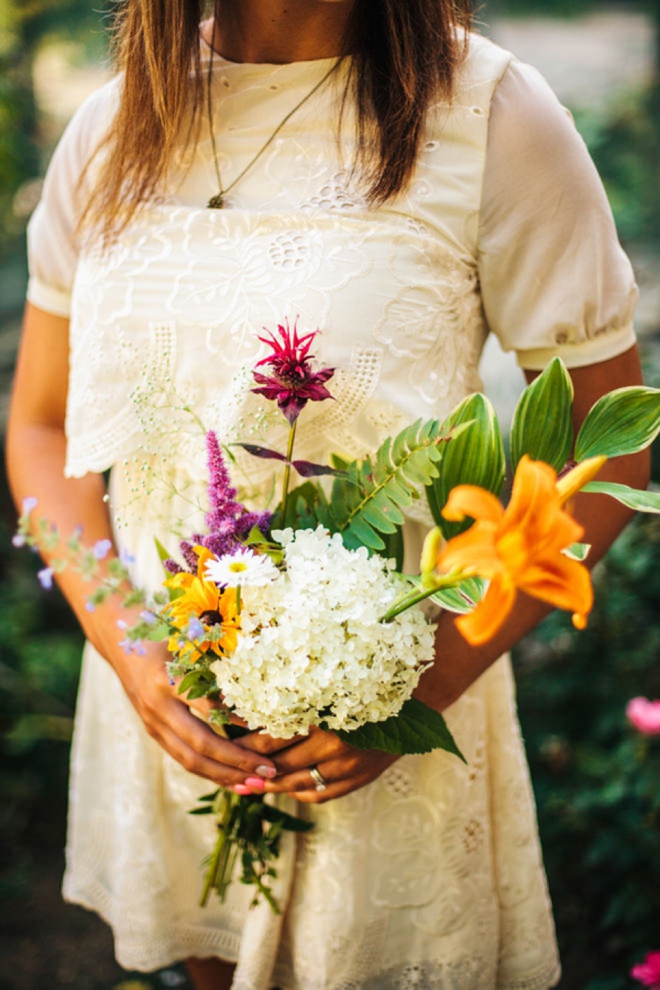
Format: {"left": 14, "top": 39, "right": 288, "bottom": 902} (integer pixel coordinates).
{"left": 563, "top": 542, "right": 591, "bottom": 562}
{"left": 427, "top": 393, "right": 505, "bottom": 540}
{"left": 575, "top": 386, "right": 660, "bottom": 460}
{"left": 430, "top": 576, "right": 487, "bottom": 614}
{"left": 335, "top": 419, "right": 448, "bottom": 552}
{"left": 582, "top": 481, "right": 660, "bottom": 514}
{"left": 510, "top": 357, "right": 574, "bottom": 473}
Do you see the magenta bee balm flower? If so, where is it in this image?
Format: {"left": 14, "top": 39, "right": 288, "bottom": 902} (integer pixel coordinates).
{"left": 252, "top": 320, "right": 334, "bottom": 424}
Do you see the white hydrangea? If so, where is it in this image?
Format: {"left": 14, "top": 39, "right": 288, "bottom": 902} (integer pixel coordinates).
{"left": 210, "top": 526, "right": 435, "bottom": 738}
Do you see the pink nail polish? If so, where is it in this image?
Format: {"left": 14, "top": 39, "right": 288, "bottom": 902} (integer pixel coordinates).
{"left": 233, "top": 784, "right": 251, "bottom": 795}
{"left": 245, "top": 776, "right": 266, "bottom": 790}
{"left": 256, "top": 765, "right": 276, "bottom": 779}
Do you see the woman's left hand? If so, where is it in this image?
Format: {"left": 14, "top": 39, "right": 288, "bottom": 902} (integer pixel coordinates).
{"left": 238, "top": 726, "right": 398, "bottom": 804}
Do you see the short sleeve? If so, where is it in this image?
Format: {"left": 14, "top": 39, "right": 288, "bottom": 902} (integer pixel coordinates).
{"left": 26, "top": 79, "right": 119, "bottom": 318}
{"left": 478, "top": 59, "right": 638, "bottom": 370}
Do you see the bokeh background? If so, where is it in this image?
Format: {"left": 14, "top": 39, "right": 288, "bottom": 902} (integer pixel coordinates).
{"left": 1, "top": 2, "right": 659, "bottom": 988}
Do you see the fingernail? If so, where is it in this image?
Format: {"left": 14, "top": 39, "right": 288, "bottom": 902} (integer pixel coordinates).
{"left": 256, "top": 765, "right": 277, "bottom": 779}
{"left": 233, "top": 784, "right": 251, "bottom": 795}
{"left": 245, "top": 776, "right": 266, "bottom": 790}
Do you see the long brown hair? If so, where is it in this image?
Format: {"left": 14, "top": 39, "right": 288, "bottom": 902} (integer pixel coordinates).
{"left": 86, "top": 0, "right": 472, "bottom": 243}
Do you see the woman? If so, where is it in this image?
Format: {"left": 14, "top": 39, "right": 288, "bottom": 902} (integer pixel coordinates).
{"left": 6, "top": 1, "right": 650, "bottom": 988}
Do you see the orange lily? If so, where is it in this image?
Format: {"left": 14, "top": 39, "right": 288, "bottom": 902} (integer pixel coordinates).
{"left": 164, "top": 546, "right": 239, "bottom": 661}
{"left": 435, "top": 455, "right": 605, "bottom": 646}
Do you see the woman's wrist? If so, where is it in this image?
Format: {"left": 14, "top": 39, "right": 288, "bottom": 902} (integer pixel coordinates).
{"left": 416, "top": 594, "right": 552, "bottom": 713}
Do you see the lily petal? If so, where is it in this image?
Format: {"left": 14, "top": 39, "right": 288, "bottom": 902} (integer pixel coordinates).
{"left": 456, "top": 573, "right": 517, "bottom": 646}
{"left": 436, "top": 520, "right": 503, "bottom": 578}
{"left": 517, "top": 553, "right": 593, "bottom": 619}
{"left": 442, "top": 486, "right": 504, "bottom": 525}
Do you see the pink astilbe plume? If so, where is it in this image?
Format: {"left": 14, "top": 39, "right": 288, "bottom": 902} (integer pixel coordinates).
{"left": 198, "top": 431, "right": 270, "bottom": 560}
{"left": 251, "top": 319, "right": 334, "bottom": 424}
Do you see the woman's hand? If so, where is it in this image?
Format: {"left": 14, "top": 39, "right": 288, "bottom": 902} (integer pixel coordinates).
{"left": 111, "top": 639, "right": 283, "bottom": 789}
{"left": 237, "top": 726, "right": 398, "bottom": 803}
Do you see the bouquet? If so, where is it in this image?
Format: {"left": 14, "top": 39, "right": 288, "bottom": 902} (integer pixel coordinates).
{"left": 17, "top": 320, "right": 660, "bottom": 912}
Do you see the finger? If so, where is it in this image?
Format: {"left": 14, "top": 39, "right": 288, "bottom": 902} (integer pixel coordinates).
{"left": 264, "top": 755, "right": 359, "bottom": 794}
{"left": 236, "top": 730, "right": 305, "bottom": 756}
{"left": 160, "top": 701, "right": 277, "bottom": 779}
{"left": 271, "top": 733, "right": 345, "bottom": 774}
{"left": 292, "top": 773, "right": 375, "bottom": 805}
{"left": 148, "top": 720, "right": 254, "bottom": 788}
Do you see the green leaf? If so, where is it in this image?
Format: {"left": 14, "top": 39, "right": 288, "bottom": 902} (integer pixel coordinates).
{"left": 261, "top": 805, "right": 314, "bottom": 832}
{"left": 427, "top": 394, "right": 505, "bottom": 539}
{"left": 574, "top": 386, "right": 660, "bottom": 460}
{"left": 144, "top": 620, "right": 170, "bottom": 642}
{"left": 154, "top": 537, "right": 173, "bottom": 564}
{"left": 188, "top": 806, "right": 214, "bottom": 815}
{"left": 198, "top": 791, "right": 220, "bottom": 802}
{"left": 380, "top": 526, "right": 405, "bottom": 572}
{"left": 344, "top": 516, "right": 386, "bottom": 551}
{"left": 510, "top": 357, "right": 574, "bottom": 473}
{"left": 282, "top": 481, "right": 331, "bottom": 529}
{"left": 564, "top": 542, "right": 591, "bottom": 562}
{"left": 581, "top": 481, "right": 660, "bottom": 514}
{"left": 337, "top": 698, "right": 466, "bottom": 761}
{"left": 334, "top": 420, "right": 449, "bottom": 552}
{"left": 431, "top": 576, "right": 487, "bottom": 614}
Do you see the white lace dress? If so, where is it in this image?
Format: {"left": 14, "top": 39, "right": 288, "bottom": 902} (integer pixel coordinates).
{"left": 26, "top": 32, "right": 637, "bottom": 990}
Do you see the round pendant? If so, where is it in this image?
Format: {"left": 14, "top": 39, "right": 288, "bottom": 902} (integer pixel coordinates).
{"left": 207, "top": 193, "right": 224, "bottom": 209}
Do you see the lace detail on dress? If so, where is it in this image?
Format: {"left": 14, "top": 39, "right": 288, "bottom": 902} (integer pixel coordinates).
{"left": 302, "top": 171, "right": 365, "bottom": 213}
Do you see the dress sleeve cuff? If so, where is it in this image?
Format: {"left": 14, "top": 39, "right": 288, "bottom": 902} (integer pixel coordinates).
{"left": 514, "top": 322, "right": 637, "bottom": 371}
{"left": 26, "top": 276, "right": 71, "bottom": 318}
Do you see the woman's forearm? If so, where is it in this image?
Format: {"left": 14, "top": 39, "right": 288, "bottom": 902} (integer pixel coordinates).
{"left": 5, "top": 419, "right": 134, "bottom": 664}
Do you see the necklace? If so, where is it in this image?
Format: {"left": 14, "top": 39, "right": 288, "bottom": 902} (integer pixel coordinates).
{"left": 205, "top": 50, "right": 341, "bottom": 209}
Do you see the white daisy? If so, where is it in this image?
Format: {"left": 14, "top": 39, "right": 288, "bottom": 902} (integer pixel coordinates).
{"left": 205, "top": 547, "right": 279, "bottom": 588}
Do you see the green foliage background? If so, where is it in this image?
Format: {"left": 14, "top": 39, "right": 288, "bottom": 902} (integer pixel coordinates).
{"left": 0, "top": 0, "right": 659, "bottom": 988}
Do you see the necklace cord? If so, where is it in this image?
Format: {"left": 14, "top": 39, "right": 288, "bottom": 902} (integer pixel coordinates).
{"left": 205, "top": 47, "right": 342, "bottom": 207}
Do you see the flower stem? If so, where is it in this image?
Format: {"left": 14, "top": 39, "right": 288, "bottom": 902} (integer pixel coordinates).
{"left": 380, "top": 570, "right": 466, "bottom": 622}
{"left": 199, "top": 790, "right": 238, "bottom": 907}
{"left": 200, "top": 821, "right": 228, "bottom": 907}
{"left": 280, "top": 419, "right": 298, "bottom": 524}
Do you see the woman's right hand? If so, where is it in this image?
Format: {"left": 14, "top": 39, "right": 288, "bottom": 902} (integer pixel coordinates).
{"left": 109, "top": 636, "right": 279, "bottom": 787}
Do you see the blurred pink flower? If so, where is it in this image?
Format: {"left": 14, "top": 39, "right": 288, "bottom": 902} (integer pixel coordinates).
{"left": 626, "top": 698, "right": 660, "bottom": 735}
{"left": 631, "top": 951, "right": 660, "bottom": 987}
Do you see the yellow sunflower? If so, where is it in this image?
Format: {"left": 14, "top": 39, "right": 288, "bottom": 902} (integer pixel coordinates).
{"left": 164, "top": 546, "right": 239, "bottom": 662}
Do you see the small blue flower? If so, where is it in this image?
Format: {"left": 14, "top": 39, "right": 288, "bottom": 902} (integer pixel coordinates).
{"left": 12, "top": 533, "right": 26, "bottom": 548}
{"left": 37, "top": 567, "right": 54, "bottom": 590}
{"left": 85, "top": 601, "right": 96, "bottom": 613}
{"left": 140, "top": 609, "right": 157, "bottom": 624}
{"left": 119, "top": 638, "right": 133, "bottom": 655}
{"left": 93, "top": 538, "right": 112, "bottom": 560}
{"left": 22, "top": 496, "right": 38, "bottom": 515}
{"left": 120, "top": 548, "right": 136, "bottom": 565}
{"left": 186, "top": 617, "right": 205, "bottom": 640}
{"left": 117, "top": 619, "right": 128, "bottom": 630}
